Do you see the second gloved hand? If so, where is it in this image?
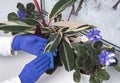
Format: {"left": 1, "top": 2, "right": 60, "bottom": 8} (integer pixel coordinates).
{"left": 38, "top": 52, "right": 54, "bottom": 69}
{"left": 12, "top": 35, "right": 48, "bottom": 55}
{"left": 19, "top": 55, "right": 50, "bottom": 83}
{"left": 38, "top": 49, "right": 58, "bottom": 69}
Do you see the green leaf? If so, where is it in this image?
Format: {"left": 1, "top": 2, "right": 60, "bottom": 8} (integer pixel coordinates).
{"left": 63, "top": 31, "right": 77, "bottom": 36}
{"left": 64, "top": 24, "right": 93, "bottom": 35}
{"left": 31, "top": 11, "right": 39, "bottom": 18}
{"left": 107, "top": 47, "right": 115, "bottom": 53}
{"left": 17, "top": 2, "right": 25, "bottom": 11}
{"left": 4, "top": 31, "right": 9, "bottom": 33}
{"left": 0, "top": 23, "right": 6, "bottom": 25}
{"left": 84, "top": 42, "right": 94, "bottom": 54}
{"left": 113, "top": 65, "right": 120, "bottom": 72}
{"left": 19, "top": 18, "right": 38, "bottom": 25}
{"left": 72, "top": 43, "right": 88, "bottom": 58}
{"left": 72, "top": 24, "right": 93, "bottom": 32}
{"left": 24, "top": 28, "right": 35, "bottom": 34}
{"left": 73, "top": 71, "right": 81, "bottom": 82}
{"left": 94, "top": 41, "right": 103, "bottom": 49}
{"left": 14, "top": 21, "right": 31, "bottom": 26}
{"left": 58, "top": 27, "right": 69, "bottom": 32}
{"left": 49, "top": 0, "right": 76, "bottom": 21}
{"left": 26, "top": 3, "right": 35, "bottom": 14}
{"left": 96, "top": 70, "right": 110, "bottom": 80}
{"left": 76, "top": 56, "right": 84, "bottom": 69}
{"left": 8, "top": 12, "right": 19, "bottom": 21}
{"left": 0, "top": 25, "right": 32, "bottom": 32}
{"left": 90, "top": 75, "right": 101, "bottom": 83}
{"left": 45, "top": 32, "right": 63, "bottom": 52}
{"left": 26, "top": 3, "right": 35, "bottom": 11}
{"left": 41, "top": 27, "right": 53, "bottom": 34}
{"left": 59, "top": 37, "right": 75, "bottom": 71}
{"left": 82, "top": 58, "right": 94, "bottom": 71}
{"left": 54, "top": 14, "right": 62, "bottom": 22}
{"left": 11, "top": 32, "right": 19, "bottom": 35}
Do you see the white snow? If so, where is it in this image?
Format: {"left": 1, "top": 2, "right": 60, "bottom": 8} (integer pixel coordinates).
{"left": 45, "top": 0, "right": 120, "bottom": 47}
{"left": 0, "top": 0, "right": 120, "bottom": 46}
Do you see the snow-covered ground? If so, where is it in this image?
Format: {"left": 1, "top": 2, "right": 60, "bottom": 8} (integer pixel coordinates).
{"left": 45, "top": 0, "right": 120, "bottom": 47}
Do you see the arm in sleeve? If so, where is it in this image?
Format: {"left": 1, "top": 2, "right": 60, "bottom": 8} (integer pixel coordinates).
{"left": 0, "top": 76, "right": 21, "bottom": 83}
{"left": 0, "top": 36, "right": 16, "bottom": 56}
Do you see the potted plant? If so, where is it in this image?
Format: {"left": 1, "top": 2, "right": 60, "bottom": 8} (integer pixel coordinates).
{"left": 0, "top": 0, "right": 120, "bottom": 83}
{"left": 46, "top": 21, "right": 119, "bottom": 83}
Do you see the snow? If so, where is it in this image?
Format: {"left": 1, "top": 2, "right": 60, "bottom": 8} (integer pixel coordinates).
{"left": 0, "top": 0, "right": 120, "bottom": 46}
{"left": 45, "top": 0, "right": 120, "bottom": 47}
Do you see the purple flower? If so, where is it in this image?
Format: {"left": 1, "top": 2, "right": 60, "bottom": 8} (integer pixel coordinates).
{"left": 98, "top": 50, "right": 116, "bottom": 66}
{"left": 17, "top": 10, "right": 26, "bottom": 18}
{"left": 87, "top": 29, "right": 102, "bottom": 42}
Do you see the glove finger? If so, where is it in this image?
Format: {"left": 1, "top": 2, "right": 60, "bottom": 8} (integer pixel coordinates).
{"left": 36, "top": 42, "right": 47, "bottom": 51}
{"left": 30, "top": 55, "right": 47, "bottom": 64}
{"left": 35, "top": 36, "right": 48, "bottom": 42}
{"left": 37, "top": 60, "right": 50, "bottom": 71}
{"left": 29, "top": 42, "right": 46, "bottom": 55}
{"left": 27, "top": 35, "right": 48, "bottom": 42}
{"left": 34, "top": 41, "right": 48, "bottom": 55}
{"left": 36, "top": 56, "right": 50, "bottom": 68}
{"left": 35, "top": 65, "right": 49, "bottom": 81}
{"left": 36, "top": 53, "right": 55, "bottom": 69}
{"left": 45, "top": 53, "right": 54, "bottom": 69}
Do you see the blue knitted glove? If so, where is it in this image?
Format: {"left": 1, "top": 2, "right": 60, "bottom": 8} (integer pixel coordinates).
{"left": 38, "top": 52, "right": 54, "bottom": 69}
{"left": 38, "top": 49, "right": 58, "bottom": 69}
{"left": 19, "top": 55, "right": 50, "bottom": 83}
{"left": 12, "top": 35, "right": 47, "bottom": 55}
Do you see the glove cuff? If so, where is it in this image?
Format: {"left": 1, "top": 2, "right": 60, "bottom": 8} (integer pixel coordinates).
{"left": 12, "top": 35, "right": 21, "bottom": 50}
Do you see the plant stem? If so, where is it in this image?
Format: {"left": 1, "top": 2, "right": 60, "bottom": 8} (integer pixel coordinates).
{"left": 67, "top": 4, "right": 75, "bottom": 21}
{"left": 33, "top": 0, "right": 47, "bottom": 26}
{"left": 74, "top": 0, "right": 84, "bottom": 16}
{"left": 112, "top": 0, "right": 120, "bottom": 10}
{"left": 34, "top": 23, "right": 42, "bottom": 37}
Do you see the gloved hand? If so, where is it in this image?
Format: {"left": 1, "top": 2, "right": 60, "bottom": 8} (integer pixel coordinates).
{"left": 12, "top": 35, "right": 48, "bottom": 55}
{"left": 19, "top": 55, "right": 50, "bottom": 83}
{"left": 38, "top": 52, "right": 54, "bottom": 69}
{"left": 38, "top": 49, "right": 58, "bottom": 69}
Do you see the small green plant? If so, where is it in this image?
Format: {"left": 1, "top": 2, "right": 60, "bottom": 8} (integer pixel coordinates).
{"left": 43, "top": 24, "right": 120, "bottom": 83}
{"left": 8, "top": 2, "right": 40, "bottom": 20}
